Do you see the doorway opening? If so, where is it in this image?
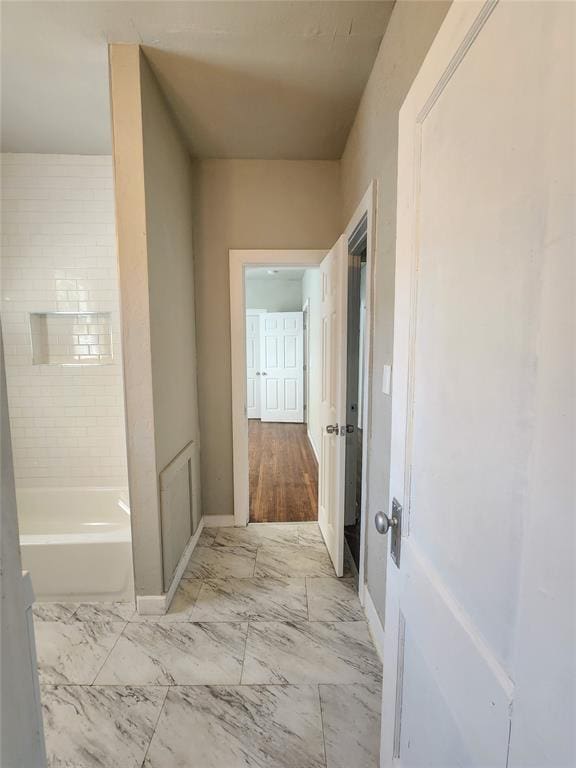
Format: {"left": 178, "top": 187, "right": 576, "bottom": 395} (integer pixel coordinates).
{"left": 344, "top": 214, "right": 368, "bottom": 570}
{"left": 229, "top": 190, "right": 374, "bottom": 579}
{"left": 245, "top": 266, "right": 320, "bottom": 523}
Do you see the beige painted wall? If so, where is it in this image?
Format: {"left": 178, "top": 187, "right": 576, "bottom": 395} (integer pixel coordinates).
{"left": 110, "top": 45, "right": 201, "bottom": 598}
{"left": 340, "top": 0, "right": 451, "bottom": 622}
{"left": 193, "top": 160, "right": 340, "bottom": 518}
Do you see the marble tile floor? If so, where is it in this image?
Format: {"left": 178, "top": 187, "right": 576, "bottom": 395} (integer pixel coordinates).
{"left": 35, "top": 522, "right": 382, "bottom": 768}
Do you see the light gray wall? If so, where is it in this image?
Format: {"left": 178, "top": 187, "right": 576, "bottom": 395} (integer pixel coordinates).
{"left": 109, "top": 44, "right": 161, "bottom": 597}
{"left": 340, "top": 1, "right": 451, "bottom": 622}
{"left": 245, "top": 278, "right": 302, "bottom": 311}
{"left": 1, "top": 329, "right": 46, "bottom": 767}
{"left": 193, "top": 159, "right": 340, "bottom": 518}
{"left": 302, "top": 268, "right": 322, "bottom": 457}
{"left": 140, "top": 55, "right": 200, "bottom": 478}
{"left": 109, "top": 45, "right": 201, "bottom": 598}
{"left": 140, "top": 53, "right": 202, "bottom": 588}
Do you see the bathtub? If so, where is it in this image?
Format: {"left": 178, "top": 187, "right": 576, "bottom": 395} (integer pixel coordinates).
{"left": 17, "top": 487, "right": 134, "bottom": 603}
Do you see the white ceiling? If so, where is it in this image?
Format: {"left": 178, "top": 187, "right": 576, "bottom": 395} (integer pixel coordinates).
{"left": 246, "top": 267, "right": 309, "bottom": 282}
{"left": 1, "top": 1, "right": 393, "bottom": 159}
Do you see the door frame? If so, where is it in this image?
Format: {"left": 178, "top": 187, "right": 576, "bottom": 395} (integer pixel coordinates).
{"left": 302, "top": 298, "right": 310, "bottom": 429}
{"left": 343, "top": 181, "right": 376, "bottom": 601}
{"left": 230, "top": 250, "right": 326, "bottom": 527}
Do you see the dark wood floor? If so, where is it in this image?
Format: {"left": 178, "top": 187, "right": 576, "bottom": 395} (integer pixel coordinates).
{"left": 249, "top": 421, "right": 318, "bottom": 523}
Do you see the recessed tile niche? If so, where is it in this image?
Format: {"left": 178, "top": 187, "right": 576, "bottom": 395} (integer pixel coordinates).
{"left": 30, "top": 312, "right": 113, "bottom": 366}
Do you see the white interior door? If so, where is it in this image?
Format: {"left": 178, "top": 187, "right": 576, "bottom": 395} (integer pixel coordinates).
{"left": 381, "top": 3, "right": 574, "bottom": 767}
{"left": 318, "top": 235, "right": 348, "bottom": 576}
{"left": 260, "top": 312, "right": 304, "bottom": 422}
{"left": 246, "top": 313, "right": 261, "bottom": 419}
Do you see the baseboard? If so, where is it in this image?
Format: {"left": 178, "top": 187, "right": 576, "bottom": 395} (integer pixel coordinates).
{"left": 358, "top": 576, "right": 366, "bottom": 607}
{"left": 163, "top": 517, "right": 205, "bottom": 609}
{"left": 136, "top": 518, "right": 205, "bottom": 616}
{"left": 307, "top": 429, "right": 319, "bottom": 463}
{"left": 205, "top": 514, "right": 236, "bottom": 528}
{"left": 21, "top": 571, "right": 35, "bottom": 609}
{"left": 135, "top": 594, "right": 166, "bottom": 616}
{"left": 364, "top": 586, "right": 385, "bottom": 664}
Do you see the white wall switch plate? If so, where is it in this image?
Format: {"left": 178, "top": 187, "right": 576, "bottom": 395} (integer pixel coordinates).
{"left": 382, "top": 364, "right": 392, "bottom": 395}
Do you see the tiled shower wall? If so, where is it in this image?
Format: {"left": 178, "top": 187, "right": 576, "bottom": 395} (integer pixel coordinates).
{"left": 0, "top": 154, "right": 128, "bottom": 488}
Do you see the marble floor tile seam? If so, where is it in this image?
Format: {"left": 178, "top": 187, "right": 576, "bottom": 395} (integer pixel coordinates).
{"left": 239, "top": 615, "right": 251, "bottom": 684}
{"left": 41, "top": 682, "right": 172, "bottom": 689}
{"left": 59, "top": 614, "right": 369, "bottom": 628}
{"left": 191, "top": 531, "right": 327, "bottom": 553}
{"left": 140, "top": 685, "right": 170, "bottom": 768}
{"left": 317, "top": 682, "right": 330, "bottom": 768}
{"left": 88, "top": 620, "right": 129, "bottom": 686}
{"left": 143, "top": 683, "right": 330, "bottom": 768}
{"left": 42, "top": 680, "right": 378, "bottom": 690}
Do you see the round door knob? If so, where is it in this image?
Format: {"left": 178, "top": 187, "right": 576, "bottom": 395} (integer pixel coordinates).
{"left": 375, "top": 511, "right": 397, "bottom": 535}
{"left": 261, "top": 372, "right": 268, "bottom": 376}
{"left": 256, "top": 372, "right": 261, "bottom": 376}
{"left": 326, "top": 424, "right": 339, "bottom": 434}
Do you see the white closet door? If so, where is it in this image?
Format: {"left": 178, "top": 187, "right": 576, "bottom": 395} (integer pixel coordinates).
{"left": 246, "top": 313, "right": 261, "bottom": 419}
{"left": 260, "top": 312, "right": 304, "bottom": 423}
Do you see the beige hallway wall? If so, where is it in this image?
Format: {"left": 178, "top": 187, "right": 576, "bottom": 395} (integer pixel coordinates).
{"left": 340, "top": 1, "right": 451, "bottom": 622}
{"left": 193, "top": 159, "right": 340, "bottom": 518}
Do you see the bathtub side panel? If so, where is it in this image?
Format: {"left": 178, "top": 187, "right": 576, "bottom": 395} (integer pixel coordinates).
{"left": 22, "top": 540, "right": 134, "bottom": 603}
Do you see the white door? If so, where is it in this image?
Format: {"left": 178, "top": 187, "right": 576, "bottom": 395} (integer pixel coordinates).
{"left": 260, "top": 312, "right": 304, "bottom": 422}
{"left": 246, "top": 313, "right": 261, "bottom": 419}
{"left": 381, "top": 3, "right": 574, "bottom": 767}
{"left": 318, "top": 235, "right": 348, "bottom": 576}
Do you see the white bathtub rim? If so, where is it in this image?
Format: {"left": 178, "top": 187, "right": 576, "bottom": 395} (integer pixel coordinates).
{"left": 21, "top": 530, "right": 131, "bottom": 546}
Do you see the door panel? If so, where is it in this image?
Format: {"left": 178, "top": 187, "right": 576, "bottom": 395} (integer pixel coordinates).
{"left": 284, "top": 379, "right": 297, "bottom": 410}
{"left": 246, "top": 313, "right": 261, "bottom": 419}
{"left": 260, "top": 312, "right": 304, "bottom": 422}
{"left": 382, "top": 2, "right": 574, "bottom": 767}
{"left": 317, "top": 235, "right": 348, "bottom": 576}
{"left": 284, "top": 336, "right": 296, "bottom": 367}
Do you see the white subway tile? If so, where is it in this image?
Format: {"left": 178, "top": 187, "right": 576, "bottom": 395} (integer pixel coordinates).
{"left": 1, "top": 153, "right": 127, "bottom": 489}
